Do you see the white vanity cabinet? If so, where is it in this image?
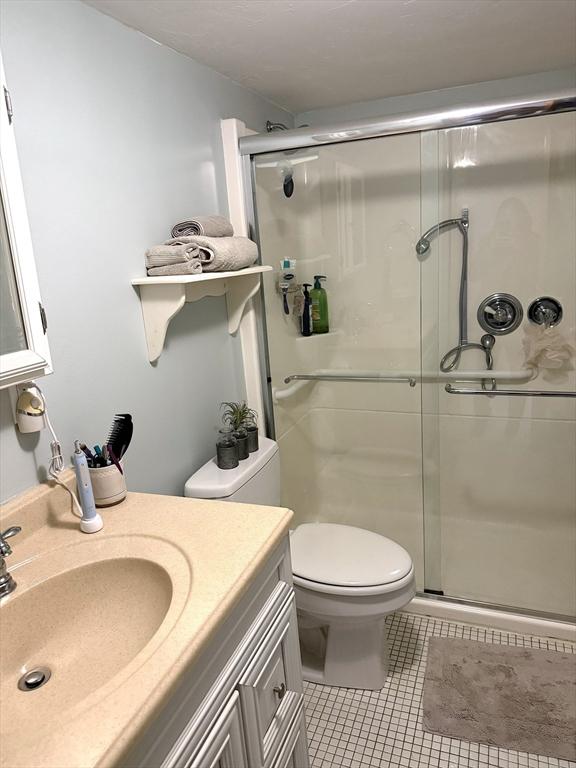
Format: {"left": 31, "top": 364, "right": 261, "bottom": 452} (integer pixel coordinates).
{"left": 125, "top": 537, "right": 310, "bottom": 768}
{"left": 187, "top": 693, "right": 247, "bottom": 768}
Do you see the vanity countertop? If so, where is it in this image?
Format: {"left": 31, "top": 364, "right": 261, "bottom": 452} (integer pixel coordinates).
{"left": 0, "top": 475, "right": 292, "bottom": 768}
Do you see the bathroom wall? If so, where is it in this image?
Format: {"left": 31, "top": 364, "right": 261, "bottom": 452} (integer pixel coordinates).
{"left": 0, "top": 0, "right": 291, "bottom": 503}
{"left": 296, "top": 68, "right": 576, "bottom": 126}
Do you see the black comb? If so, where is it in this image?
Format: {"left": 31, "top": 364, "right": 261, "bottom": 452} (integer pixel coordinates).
{"left": 107, "top": 413, "right": 133, "bottom": 460}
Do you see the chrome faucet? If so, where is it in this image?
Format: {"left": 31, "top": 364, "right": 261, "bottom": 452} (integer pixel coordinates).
{"left": 0, "top": 526, "right": 21, "bottom": 598}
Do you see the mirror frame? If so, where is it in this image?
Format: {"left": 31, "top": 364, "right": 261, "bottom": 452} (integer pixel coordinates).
{"left": 0, "top": 50, "right": 52, "bottom": 389}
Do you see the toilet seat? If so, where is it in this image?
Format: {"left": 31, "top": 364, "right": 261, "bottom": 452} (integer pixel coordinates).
{"left": 291, "top": 523, "right": 413, "bottom": 594}
{"left": 293, "top": 567, "right": 415, "bottom": 597}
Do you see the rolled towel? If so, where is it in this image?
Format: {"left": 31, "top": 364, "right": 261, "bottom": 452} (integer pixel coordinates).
{"left": 171, "top": 215, "right": 233, "bottom": 239}
{"left": 145, "top": 243, "right": 200, "bottom": 268}
{"left": 147, "top": 259, "right": 203, "bottom": 277}
{"left": 164, "top": 235, "right": 258, "bottom": 272}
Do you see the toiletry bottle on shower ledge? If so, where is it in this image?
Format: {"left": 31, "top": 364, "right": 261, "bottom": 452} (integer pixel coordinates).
{"left": 301, "top": 283, "right": 313, "bottom": 337}
{"left": 311, "top": 275, "right": 329, "bottom": 333}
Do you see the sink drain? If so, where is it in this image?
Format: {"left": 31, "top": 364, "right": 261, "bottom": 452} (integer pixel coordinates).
{"left": 18, "top": 666, "right": 51, "bottom": 692}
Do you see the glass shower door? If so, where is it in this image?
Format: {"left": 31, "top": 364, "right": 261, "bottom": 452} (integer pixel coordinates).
{"left": 420, "top": 112, "right": 576, "bottom": 618}
{"left": 252, "top": 110, "right": 575, "bottom": 620}
{"left": 253, "top": 134, "right": 426, "bottom": 589}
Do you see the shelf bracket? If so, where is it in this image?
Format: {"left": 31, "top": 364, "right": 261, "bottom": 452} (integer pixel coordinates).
{"left": 225, "top": 273, "right": 261, "bottom": 334}
{"left": 132, "top": 266, "right": 271, "bottom": 362}
{"left": 138, "top": 283, "right": 186, "bottom": 363}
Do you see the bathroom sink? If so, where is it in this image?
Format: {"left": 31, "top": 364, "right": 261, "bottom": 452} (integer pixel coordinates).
{"left": 0, "top": 535, "right": 191, "bottom": 741}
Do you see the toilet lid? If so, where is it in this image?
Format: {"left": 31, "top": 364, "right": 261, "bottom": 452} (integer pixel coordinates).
{"left": 290, "top": 523, "right": 413, "bottom": 588}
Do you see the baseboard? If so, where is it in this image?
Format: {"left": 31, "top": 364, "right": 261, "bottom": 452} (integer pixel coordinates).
{"left": 403, "top": 596, "right": 576, "bottom": 642}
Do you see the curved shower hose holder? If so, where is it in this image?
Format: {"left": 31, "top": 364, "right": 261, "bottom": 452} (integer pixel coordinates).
{"left": 440, "top": 334, "right": 497, "bottom": 391}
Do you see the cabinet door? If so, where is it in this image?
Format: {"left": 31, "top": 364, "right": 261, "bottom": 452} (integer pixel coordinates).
{"left": 186, "top": 692, "right": 247, "bottom": 768}
{"left": 238, "top": 595, "right": 307, "bottom": 768}
{"left": 270, "top": 700, "right": 309, "bottom": 768}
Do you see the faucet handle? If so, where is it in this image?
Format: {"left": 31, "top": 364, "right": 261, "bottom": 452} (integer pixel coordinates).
{"left": 2, "top": 527, "right": 22, "bottom": 539}
{"left": 0, "top": 526, "right": 21, "bottom": 557}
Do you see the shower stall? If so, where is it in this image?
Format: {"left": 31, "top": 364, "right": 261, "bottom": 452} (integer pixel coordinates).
{"left": 241, "top": 94, "right": 576, "bottom": 623}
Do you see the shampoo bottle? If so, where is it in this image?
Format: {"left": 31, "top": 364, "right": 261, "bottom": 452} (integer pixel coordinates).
{"left": 311, "top": 275, "right": 329, "bottom": 333}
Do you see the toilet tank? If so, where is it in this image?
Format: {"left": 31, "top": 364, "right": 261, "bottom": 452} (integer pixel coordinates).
{"left": 184, "top": 436, "right": 281, "bottom": 506}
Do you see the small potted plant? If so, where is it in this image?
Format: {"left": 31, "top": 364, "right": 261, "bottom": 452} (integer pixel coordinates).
{"left": 221, "top": 401, "right": 259, "bottom": 454}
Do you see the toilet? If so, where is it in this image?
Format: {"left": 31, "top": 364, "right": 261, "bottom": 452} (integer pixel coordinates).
{"left": 290, "top": 523, "right": 415, "bottom": 689}
{"left": 184, "top": 437, "right": 415, "bottom": 690}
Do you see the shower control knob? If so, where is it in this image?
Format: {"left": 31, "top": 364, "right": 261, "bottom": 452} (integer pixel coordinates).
{"left": 477, "top": 293, "right": 523, "bottom": 335}
{"left": 527, "top": 297, "right": 563, "bottom": 327}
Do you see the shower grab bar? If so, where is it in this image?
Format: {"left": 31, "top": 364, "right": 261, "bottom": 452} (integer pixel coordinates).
{"left": 282, "top": 369, "right": 533, "bottom": 384}
{"left": 283, "top": 373, "right": 418, "bottom": 386}
{"left": 445, "top": 384, "right": 576, "bottom": 398}
{"left": 273, "top": 368, "right": 536, "bottom": 402}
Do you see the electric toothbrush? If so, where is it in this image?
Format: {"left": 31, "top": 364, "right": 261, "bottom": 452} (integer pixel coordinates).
{"left": 72, "top": 440, "right": 103, "bottom": 533}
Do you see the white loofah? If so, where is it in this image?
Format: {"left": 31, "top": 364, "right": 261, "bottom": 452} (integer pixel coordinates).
{"left": 522, "top": 324, "right": 575, "bottom": 370}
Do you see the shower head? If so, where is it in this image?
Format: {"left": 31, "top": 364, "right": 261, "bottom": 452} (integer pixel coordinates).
{"left": 415, "top": 238, "right": 431, "bottom": 255}
{"left": 283, "top": 171, "right": 294, "bottom": 198}
{"left": 481, "top": 333, "right": 496, "bottom": 351}
{"left": 255, "top": 150, "right": 319, "bottom": 199}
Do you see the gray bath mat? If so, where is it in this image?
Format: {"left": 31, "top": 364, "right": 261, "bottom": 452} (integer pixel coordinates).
{"left": 422, "top": 637, "right": 576, "bottom": 760}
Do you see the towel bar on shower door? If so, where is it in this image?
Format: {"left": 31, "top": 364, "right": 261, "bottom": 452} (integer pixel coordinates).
{"left": 283, "top": 373, "right": 418, "bottom": 386}
{"left": 445, "top": 384, "right": 576, "bottom": 398}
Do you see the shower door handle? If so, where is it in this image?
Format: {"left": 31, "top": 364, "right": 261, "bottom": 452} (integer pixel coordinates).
{"left": 283, "top": 373, "right": 417, "bottom": 386}
{"left": 445, "top": 384, "right": 576, "bottom": 398}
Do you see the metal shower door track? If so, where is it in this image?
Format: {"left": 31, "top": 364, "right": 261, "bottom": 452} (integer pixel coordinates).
{"left": 239, "top": 89, "right": 576, "bottom": 155}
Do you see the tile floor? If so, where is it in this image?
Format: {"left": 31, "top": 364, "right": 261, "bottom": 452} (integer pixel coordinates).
{"left": 303, "top": 612, "right": 575, "bottom": 768}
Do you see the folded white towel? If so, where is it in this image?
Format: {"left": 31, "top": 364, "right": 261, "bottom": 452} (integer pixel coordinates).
{"left": 164, "top": 235, "right": 258, "bottom": 272}
{"left": 147, "top": 259, "right": 203, "bottom": 276}
{"left": 171, "top": 215, "right": 233, "bottom": 239}
{"left": 145, "top": 243, "right": 200, "bottom": 268}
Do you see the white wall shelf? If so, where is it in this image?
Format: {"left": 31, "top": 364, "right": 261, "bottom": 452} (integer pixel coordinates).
{"left": 131, "top": 266, "right": 273, "bottom": 362}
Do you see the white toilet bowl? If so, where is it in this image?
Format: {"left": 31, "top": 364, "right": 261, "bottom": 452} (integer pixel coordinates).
{"left": 290, "top": 523, "right": 415, "bottom": 690}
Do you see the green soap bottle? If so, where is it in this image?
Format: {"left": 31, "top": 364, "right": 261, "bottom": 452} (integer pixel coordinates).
{"left": 311, "top": 275, "right": 329, "bottom": 334}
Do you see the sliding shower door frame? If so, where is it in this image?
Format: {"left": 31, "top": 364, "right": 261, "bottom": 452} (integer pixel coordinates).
{"left": 240, "top": 92, "right": 576, "bottom": 633}
{"left": 240, "top": 91, "right": 576, "bottom": 156}
{"left": 242, "top": 151, "right": 277, "bottom": 441}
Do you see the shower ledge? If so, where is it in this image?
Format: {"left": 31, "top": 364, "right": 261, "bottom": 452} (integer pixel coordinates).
{"left": 131, "top": 266, "right": 272, "bottom": 362}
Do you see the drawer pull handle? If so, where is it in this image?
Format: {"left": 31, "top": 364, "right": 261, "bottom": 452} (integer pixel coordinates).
{"left": 273, "top": 683, "right": 287, "bottom": 700}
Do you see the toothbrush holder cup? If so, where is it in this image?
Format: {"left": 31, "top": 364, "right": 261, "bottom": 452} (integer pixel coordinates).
{"left": 88, "top": 462, "right": 126, "bottom": 507}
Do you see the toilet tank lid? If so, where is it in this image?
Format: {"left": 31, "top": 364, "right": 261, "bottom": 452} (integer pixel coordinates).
{"left": 290, "top": 523, "right": 413, "bottom": 587}
{"left": 184, "top": 436, "right": 278, "bottom": 499}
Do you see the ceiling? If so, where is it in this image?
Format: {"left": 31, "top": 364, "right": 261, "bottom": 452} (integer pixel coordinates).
{"left": 84, "top": 0, "right": 576, "bottom": 114}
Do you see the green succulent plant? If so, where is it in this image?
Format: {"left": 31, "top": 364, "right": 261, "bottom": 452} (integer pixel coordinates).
{"left": 220, "top": 401, "right": 257, "bottom": 431}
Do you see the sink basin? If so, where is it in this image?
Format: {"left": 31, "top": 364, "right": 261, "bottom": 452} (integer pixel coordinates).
{"left": 0, "top": 535, "right": 190, "bottom": 740}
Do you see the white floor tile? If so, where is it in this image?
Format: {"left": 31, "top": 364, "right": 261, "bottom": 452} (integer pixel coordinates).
{"left": 303, "top": 612, "right": 575, "bottom": 768}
